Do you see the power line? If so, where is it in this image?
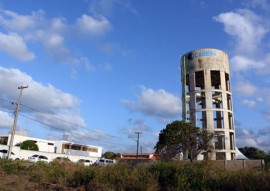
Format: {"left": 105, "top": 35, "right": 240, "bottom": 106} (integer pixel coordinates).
{"left": 19, "top": 113, "right": 134, "bottom": 147}
{"left": 0, "top": 98, "right": 131, "bottom": 141}
{"left": 20, "top": 104, "right": 131, "bottom": 140}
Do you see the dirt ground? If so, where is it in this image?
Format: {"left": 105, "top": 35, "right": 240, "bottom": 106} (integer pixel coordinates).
{"left": 0, "top": 173, "right": 81, "bottom": 191}
{"left": 0, "top": 172, "right": 110, "bottom": 191}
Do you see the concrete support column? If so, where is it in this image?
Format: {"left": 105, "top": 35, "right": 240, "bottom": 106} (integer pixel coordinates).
{"left": 189, "top": 72, "right": 196, "bottom": 126}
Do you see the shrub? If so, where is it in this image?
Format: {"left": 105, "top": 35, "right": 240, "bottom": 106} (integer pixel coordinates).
{"left": 68, "top": 167, "right": 95, "bottom": 188}
{"left": 0, "top": 159, "right": 27, "bottom": 174}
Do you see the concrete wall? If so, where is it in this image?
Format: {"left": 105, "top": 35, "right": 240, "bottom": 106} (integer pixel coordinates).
{"left": 198, "top": 160, "right": 265, "bottom": 171}
{"left": 8, "top": 134, "right": 55, "bottom": 153}
{"left": 5, "top": 133, "right": 102, "bottom": 159}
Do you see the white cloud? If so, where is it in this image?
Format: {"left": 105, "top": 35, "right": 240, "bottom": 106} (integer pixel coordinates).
{"left": 0, "top": 110, "right": 14, "bottom": 129}
{"left": 230, "top": 55, "right": 265, "bottom": 71}
{"left": 76, "top": 14, "right": 111, "bottom": 36}
{"left": 242, "top": 99, "right": 257, "bottom": 108}
{"left": 243, "top": 0, "right": 270, "bottom": 10}
{"left": 29, "top": 20, "right": 79, "bottom": 65}
{"left": 235, "top": 80, "right": 257, "bottom": 97}
{"left": 236, "top": 126, "right": 258, "bottom": 148}
{"left": 0, "top": 9, "right": 40, "bottom": 32}
{"left": 122, "top": 86, "right": 182, "bottom": 119}
{"left": 234, "top": 77, "right": 270, "bottom": 109}
{"left": 236, "top": 124, "right": 270, "bottom": 151}
{"left": 214, "top": 9, "right": 268, "bottom": 54}
{"left": 99, "top": 62, "right": 112, "bottom": 71}
{"left": 255, "top": 53, "right": 270, "bottom": 75}
{"left": 0, "top": 67, "right": 86, "bottom": 132}
{"left": 0, "top": 32, "right": 35, "bottom": 61}
{"left": 88, "top": 0, "right": 138, "bottom": 17}
{"left": 34, "top": 110, "right": 87, "bottom": 131}
{"left": 0, "top": 8, "right": 93, "bottom": 68}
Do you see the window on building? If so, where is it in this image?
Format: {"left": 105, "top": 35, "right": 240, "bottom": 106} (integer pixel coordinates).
{"left": 228, "top": 112, "right": 234, "bottom": 130}
{"left": 87, "top": 147, "right": 98, "bottom": 153}
{"left": 214, "top": 132, "right": 225, "bottom": 150}
{"left": 196, "top": 92, "right": 206, "bottom": 110}
{"left": 195, "top": 71, "right": 205, "bottom": 90}
{"left": 213, "top": 111, "right": 224, "bottom": 129}
{"left": 230, "top": 132, "right": 235, "bottom": 150}
{"left": 196, "top": 111, "right": 207, "bottom": 129}
{"left": 227, "top": 94, "right": 232, "bottom": 110}
{"left": 225, "top": 73, "right": 230, "bottom": 91}
{"left": 212, "top": 91, "right": 223, "bottom": 109}
{"left": 211, "top": 70, "right": 221, "bottom": 90}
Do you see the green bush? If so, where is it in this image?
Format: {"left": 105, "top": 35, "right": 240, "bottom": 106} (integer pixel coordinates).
{"left": 68, "top": 167, "right": 95, "bottom": 188}
{"left": 0, "top": 159, "right": 27, "bottom": 174}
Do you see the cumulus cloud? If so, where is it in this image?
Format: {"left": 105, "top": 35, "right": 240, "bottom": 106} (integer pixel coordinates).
{"left": 263, "top": 110, "right": 270, "bottom": 121}
{"left": 122, "top": 86, "right": 181, "bottom": 119}
{"left": 236, "top": 124, "right": 270, "bottom": 151}
{"left": 234, "top": 77, "right": 270, "bottom": 107}
{"left": 241, "top": 99, "right": 257, "bottom": 108}
{"left": 27, "top": 18, "right": 80, "bottom": 65}
{"left": 235, "top": 126, "right": 258, "bottom": 147}
{"left": 235, "top": 80, "right": 257, "bottom": 97}
{"left": 88, "top": 0, "right": 138, "bottom": 17}
{"left": 230, "top": 55, "right": 265, "bottom": 71}
{"left": 127, "top": 118, "right": 152, "bottom": 133}
{"left": 0, "top": 110, "right": 14, "bottom": 129}
{"left": 214, "top": 9, "right": 268, "bottom": 54}
{"left": 0, "top": 9, "right": 40, "bottom": 32}
{"left": 243, "top": 0, "right": 270, "bottom": 10}
{"left": 75, "top": 14, "right": 111, "bottom": 36}
{"left": 0, "top": 32, "right": 35, "bottom": 61}
{"left": 0, "top": 66, "right": 86, "bottom": 132}
{"left": 0, "top": 8, "right": 100, "bottom": 68}
{"left": 99, "top": 62, "right": 112, "bottom": 71}
{"left": 256, "top": 53, "right": 270, "bottom": 75}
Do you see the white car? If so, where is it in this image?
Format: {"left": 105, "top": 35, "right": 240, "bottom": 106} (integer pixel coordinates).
{"left": 0, "top": 149, "right": 20, "bottom": 160}
{"left": 77, "top": 159, "right": 93, "bottom": 166}
{"left": 97, "top": 158, "right": 114, "bottom": 166}
{"left": 28, "top": 154, "right": 49, "bottom": 163}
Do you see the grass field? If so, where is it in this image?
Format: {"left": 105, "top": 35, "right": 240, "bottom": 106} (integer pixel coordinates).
{"left": 0, "top": 159, "right": 269, "bottom": 191}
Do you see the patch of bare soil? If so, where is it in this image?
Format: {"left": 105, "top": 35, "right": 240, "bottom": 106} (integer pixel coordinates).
{"left": 0, "top": 172, "right": 109, "bottom": 191}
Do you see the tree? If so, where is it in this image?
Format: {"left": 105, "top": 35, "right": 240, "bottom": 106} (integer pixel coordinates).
{"left": 239, "top": 146, "right": 270, "bottom": 164}
{"left": 16, "top": 140, "right": 39, "bottom": 151}
{"left": 103, "top": 151, "right": 120, "bottom": 159}
{"left": 154, "top": 120, "right": 213, "bottom": 162}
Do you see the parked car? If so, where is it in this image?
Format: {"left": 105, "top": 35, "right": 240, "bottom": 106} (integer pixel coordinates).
{"left": 28, "top": 154, "right": 49, "bottom": 163}
{"left": 96, "top": 158, "right": 114, "bottom": 166}
{"left": 0, "top": 149, "right": 20, "bottom": 160}
{"left": 77, "top": 159, "right": 93, "bottom": 166}
{"left": 52, "top": 157, "right": 71, "bottom": 163}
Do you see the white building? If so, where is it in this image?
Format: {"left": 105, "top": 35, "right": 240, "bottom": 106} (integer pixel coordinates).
{"left": 0, "top": 131, "right": 102, "bottom": 162}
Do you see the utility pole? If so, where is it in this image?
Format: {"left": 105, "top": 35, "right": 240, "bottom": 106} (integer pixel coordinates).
{"left": 7, "top": 86, "right": 28, "bottom": 159}
{"left": 135, "top": 132, "right": 142, "bottom": 163}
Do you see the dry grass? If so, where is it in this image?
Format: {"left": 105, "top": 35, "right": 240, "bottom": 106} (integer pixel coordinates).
{"left": 0, "top": 159, "right": 269, "bottom": 191}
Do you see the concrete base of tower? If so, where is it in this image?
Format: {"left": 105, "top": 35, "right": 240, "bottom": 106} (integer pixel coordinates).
{"left": 203, "top": 151, "right": 235, "bottom": 160}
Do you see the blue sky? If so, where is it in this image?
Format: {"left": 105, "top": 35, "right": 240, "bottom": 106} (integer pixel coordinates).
{"left": 0, "top": 0, "right": 269, "bottom": 154}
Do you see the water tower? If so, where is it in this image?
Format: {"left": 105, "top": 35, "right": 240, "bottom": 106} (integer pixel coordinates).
{"left": 181, "top": 48, "right": 236, "bottom": 160}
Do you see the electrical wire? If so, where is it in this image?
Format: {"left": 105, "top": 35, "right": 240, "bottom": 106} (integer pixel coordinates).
{"left": 19, "top": 113, "right": 134, "bottom": 147}
{"left": 0, "top": 98, "right": 131, "bottom": 141}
